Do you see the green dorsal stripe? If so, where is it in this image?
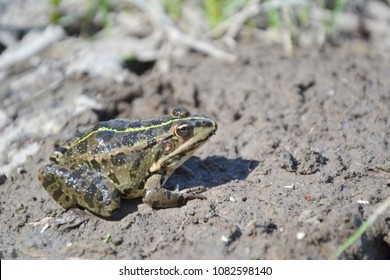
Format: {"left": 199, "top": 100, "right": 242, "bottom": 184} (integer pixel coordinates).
{"left": 74, "top": 116, "right": 210, "bottom": 146}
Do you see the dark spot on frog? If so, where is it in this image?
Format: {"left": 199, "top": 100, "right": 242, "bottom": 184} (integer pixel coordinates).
{"left": 67, "top": 176, "right": 87, "bottom": 194}
{"left": 91, "top": 176, "right": 104, "bottom": 187}
{"left": 151, "top": 201, "right": 160, "bottom": 208}
{"left": 41, "top": 173, "right": 56, "bottom": 188}
{"left": 128, "top": 120, "right": 143, "bottom": 129}
{"left": 143, "top": 129, "right": 155, "bottom": 141}
{"left": 90, "top": 159, "right": 101, "bottom": 172}
{"left": 76, "top": 140, "right": 88, "bottom": 154}
{"left": 85, "top": 184, "right": 103, "bottom": 206}
{"left": 96, "top": 130, "right": 115, "bottom": 142}
{"left": 147, "top": 138, "right": 157, "bottom": 147}
{"left": 129, "top": 169, "right": 139, "bottom": 180}
{"left": 101, "top": 159, "right": 109, "bottom": 166}
{"left": 178, "top": 195, "right": 185, "bottom": 205}
{"left": 108, "top": 172, "right": 120, "bottom": 185}
{"left": 66, "top": 149, "right": 74, "bottom": 158}
{"left": 84, "top": 193, "right": 95, "bottom": 209}
{"left": 111, "top": 152, "right": 127, "bottom": 166}
{"left": 52, "top": 188, "right": 64, "bottom": 201}
{"left": 67, "top": 171, "right": 83, "bottom": 183}
{"left": 122, "top": 133, "right": 138, "bottom": 147}
{"left": 197, "top": 120, "right": 213, "bottom": 127}
{"left": 137, "top": 182, "right": 145, "bottom": 190}
{"left": 86, "top": 183, "right": 97, "bottom": 196}
{"left": 131, "top": 154, "right": 143, "bottom": 169}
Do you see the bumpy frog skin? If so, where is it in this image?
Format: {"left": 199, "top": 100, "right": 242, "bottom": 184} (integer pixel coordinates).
{"left": 38, "top": 107, "right": 218, "bottom": 217}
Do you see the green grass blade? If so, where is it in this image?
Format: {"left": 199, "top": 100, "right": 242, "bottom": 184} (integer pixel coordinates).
{"left": 267, "top": 6, "right": 280, "bottom": 30}
{"left": 329, "top": 196, "right": 390, "bottom": 260}
{"left": 204, "top": 0, "right": 221, "bottom": 28}
{"left": 49, "top": 0, "right": 62, "bottom": 24}
{"left": 99, "top": 0, "right": 110, "bottom": 30}
{"left": 328, "top": 0, "right": 348, "bottom": 37}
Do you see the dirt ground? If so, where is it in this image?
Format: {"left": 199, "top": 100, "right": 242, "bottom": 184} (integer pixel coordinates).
{"left": 1, "top": 1, "right": 390, "bottom": 260}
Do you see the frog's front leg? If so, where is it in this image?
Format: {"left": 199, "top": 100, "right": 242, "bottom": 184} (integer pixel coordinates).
{"left": 38, "top": 164, "right": 120, "bottom": 217}
{"left": 142, "top": 174, "right": 207, "bottom": 208}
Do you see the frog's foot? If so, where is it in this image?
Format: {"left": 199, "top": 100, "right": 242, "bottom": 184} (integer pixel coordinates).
{"left": 38, "top": 164, "right": 121, "bottom": 217}
{"left": 143, "top": 187, "right": 207, "bottom": 208}
{"left": 142, "top": 174, "right": 207, "bottom": 208}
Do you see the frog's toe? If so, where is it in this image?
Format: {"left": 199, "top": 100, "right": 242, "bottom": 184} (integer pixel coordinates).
{"left": 180, "top": 186, "right": 207, "bottom": 194}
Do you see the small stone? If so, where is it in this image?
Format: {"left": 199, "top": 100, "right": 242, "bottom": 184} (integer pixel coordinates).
{"left": 296, "top": 232, "right": 306, "bottom": 240}
{"left": 221, "top": 235, "right": 229, "bottom": 243}
{"left": 356, "top": 200, "right": 369, "bottom": 205}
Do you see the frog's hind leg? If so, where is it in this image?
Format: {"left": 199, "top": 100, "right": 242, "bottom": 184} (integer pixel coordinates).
{"left": 38, "top": 164, "right": 120, "bottom": 217}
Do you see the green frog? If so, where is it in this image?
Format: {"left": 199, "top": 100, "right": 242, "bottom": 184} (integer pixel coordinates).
{"left": 38, "top": 107, "right": 218, "bottom": 217}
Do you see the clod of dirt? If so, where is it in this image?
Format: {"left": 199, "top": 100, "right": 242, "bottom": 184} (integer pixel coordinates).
{"left": 0, "top": 173, "right": 7, "bottom": 185}
{"left": 295, "top": 149, "right": 328, "bottom": 175}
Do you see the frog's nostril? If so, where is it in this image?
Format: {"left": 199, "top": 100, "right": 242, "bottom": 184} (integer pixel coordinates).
{"left": 213, "top": 122, "right": 218, "bottom": 132}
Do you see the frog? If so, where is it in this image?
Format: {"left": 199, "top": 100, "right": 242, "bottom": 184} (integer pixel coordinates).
{"left": 38, "top": 107, "right": 218, "bottom": 217}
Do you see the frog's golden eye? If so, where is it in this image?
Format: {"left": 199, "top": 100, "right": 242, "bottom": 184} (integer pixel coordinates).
{"left": 175, "top": 123, "right": 193, "bottom": 139}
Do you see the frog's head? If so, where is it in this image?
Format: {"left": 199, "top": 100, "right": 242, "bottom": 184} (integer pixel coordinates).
{"left": 149, "top": 107, "right": 218, "bottom": 174}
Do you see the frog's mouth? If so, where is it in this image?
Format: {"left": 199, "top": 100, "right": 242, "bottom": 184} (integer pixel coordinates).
{"left": 149, "top": 129, "right": 216, "bottom": 173}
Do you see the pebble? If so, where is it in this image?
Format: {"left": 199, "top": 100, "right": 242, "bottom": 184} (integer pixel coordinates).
{"left": 296, "top": 232, "right": 306, "bottom": 240}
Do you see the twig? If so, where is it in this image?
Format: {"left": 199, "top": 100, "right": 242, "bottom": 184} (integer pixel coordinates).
{"left": 217, "top": 0, "right": 262, "bottom": 46}
{"left": 214, "top": 211, "right": 245, "bottom": 233}
{"left": 0, "top": 25, "right": 65, "bottom": 72}
{"left": 209, "top": 0, "right": 307, "bottom": 46}
{"left": 311, "top": 5, "right": 390, "bottom": 35}
{"left": 128, "top": 0, "right": 236, "bottom": 63}
{"left": 179, "top": 216, "right": 190, "bottom": 231}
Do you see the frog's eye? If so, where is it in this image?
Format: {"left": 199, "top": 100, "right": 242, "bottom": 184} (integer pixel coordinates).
{"left": 171, "top": 107, "right": 190, "bottom": 118}
{"left": 175, "top": 123, "right": 193, "bottom": 139}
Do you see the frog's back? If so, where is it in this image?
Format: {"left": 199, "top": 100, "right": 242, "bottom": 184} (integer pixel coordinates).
{"left": 66, "top": 117, "right": 163, "bottom": 153}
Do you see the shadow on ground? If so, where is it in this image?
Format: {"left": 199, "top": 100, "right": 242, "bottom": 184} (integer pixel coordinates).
{"left": 108, "top": 156, "right": 259, "bottom": 220}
